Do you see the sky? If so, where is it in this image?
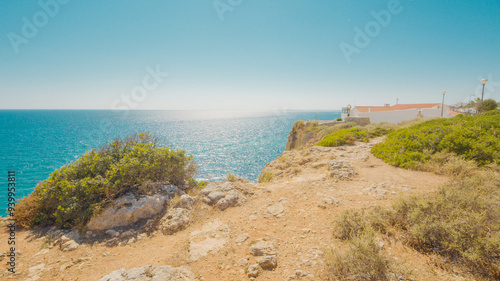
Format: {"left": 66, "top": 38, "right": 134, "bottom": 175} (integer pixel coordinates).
{"left": 1, "top": 0, "right": 499, "bottom": 110}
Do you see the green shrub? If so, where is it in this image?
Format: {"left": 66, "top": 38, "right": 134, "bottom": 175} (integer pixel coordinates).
{"left": 316, "top": 128, "right": 368, "bottom": 147}
{"left": 477, "top": 99, "right": 498, "bottom": 113}
{"left": 15, "top": 133, "right": 197, "bottom": 229}
{"left": 317, "top": 122, "right": 358, "bottom": 140}
{"left": 258, "top": 171, "right": 273, "bottom": 183}
{"left": 389, "top": 172, "right": 500, "bottom": 278}
{"left": 336, "top": 117, "right": 342, "bottom": 121}
{"left": 372, "top": 111, "right": 500, "bottom": 168}
{"left": 226, "top": 173, "right": 248, "bottom": 183}
{"left": 364, "top": 122, "right": 396, "bottom": 138}
{"left": 226, "top": 173, "right": 238, "bottom": 182}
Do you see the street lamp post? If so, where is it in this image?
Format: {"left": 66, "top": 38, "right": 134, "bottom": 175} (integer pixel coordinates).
{"left": 441, "top": 91, "right": 446, "bottom": 117}
{"left": 481, "top": 79, "right": 488, "bottom": 101}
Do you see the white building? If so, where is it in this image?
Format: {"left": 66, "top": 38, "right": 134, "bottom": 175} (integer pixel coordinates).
{"left": 348, "top": 103, "right": 457, "bottom": 124}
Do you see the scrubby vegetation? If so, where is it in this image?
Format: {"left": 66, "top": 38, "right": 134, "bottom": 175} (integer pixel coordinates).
{"left": 315, "top": 128, "right": 368, "bottom": 147}
{"left": 326, "top": 111, "right": 500, "bottom": 279}
{"left": 226, "top": 173, "right": 248, "bottom": 183}
{"left": 258, "top": 171, "right": 273, "bottom": 183}
{"left": 372, "top": 110, "right": 500, "bottom": 168}
{"left": 391, "top": 172, "right": 500, "bottom": 278}
{"left": 329, "top": 170, "right": 500, "bottom": 279}
{"left": 15, "top": 133, "right": 197, "bottom": 229}
{"left": 327, "top": 210, "right": 410, "bottom": 281}
{"left": 315, "top": 122, "right": 400, "bottom": 148}
{"left": 476, "top": 99, "right": 498, "bottom": 113}
{"left": 316, "top": 122, "right": 358, "bottom": 140}
{"left": 326, "top": 228, "right": 394, "bottom": 281}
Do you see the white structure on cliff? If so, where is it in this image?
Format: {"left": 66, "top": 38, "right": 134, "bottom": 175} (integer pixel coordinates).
{"left": 348, "top": 103, "right": 457, "bottom": 124}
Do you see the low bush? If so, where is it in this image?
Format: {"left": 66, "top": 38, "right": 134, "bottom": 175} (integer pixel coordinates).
{"left": 389, "top": 172, "right": 500, "bottom": 278}
{"left": 476, "top": 99, "right": 498, "bottom": 113}
{"left": 317, "top": 122, "right": 357, "bottom": 140}
{"left": 226, "top": 173, "right": 238, "bottom": 182}
{"left": 15, "top": 133, "right": 197, "bottom": 229}
{"left": 316, "top": 128, "right": 368, "bottom": 147}
{"left": 326, "top": 228, "right": 392, "bottom": 281}
{"left": 226, "top": 173, "right": 248, "bottom": 183}
{"left": 372, "top": 110, "right": 500, "bottom": 168}
{"left": 416, "top": 151, "right": 479, "bottom": 177}
{"left": 340, "top": 171, "right": 500, "bottom": 279}
{"left": 364, "top": 122, "right": 397, "bottom": 138}
{"left": 258, "top": 171, "right": 273, "bottom": 183}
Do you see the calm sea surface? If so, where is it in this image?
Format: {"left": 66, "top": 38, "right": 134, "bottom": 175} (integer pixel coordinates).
{"left": 0, "top": 110, "right": 340, "bottom": 215}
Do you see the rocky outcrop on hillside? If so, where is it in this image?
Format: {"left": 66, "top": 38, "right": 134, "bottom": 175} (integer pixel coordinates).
{"left": 98, "top": 265, "right": 195, "bottom": 281}
{"left": 86, "top": 183, "right": 183, "bottom": 231}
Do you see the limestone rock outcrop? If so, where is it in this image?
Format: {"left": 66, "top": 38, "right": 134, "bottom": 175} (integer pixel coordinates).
{"left": 98, "top": 265, "right": 195, "bottom": 281}
{"left": 86, "top": 193, "right": 171, "bottom": 231}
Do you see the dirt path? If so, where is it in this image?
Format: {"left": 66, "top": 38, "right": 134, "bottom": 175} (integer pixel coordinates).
{"left": 1, "top": 138, "right": 471, "bottom": 281}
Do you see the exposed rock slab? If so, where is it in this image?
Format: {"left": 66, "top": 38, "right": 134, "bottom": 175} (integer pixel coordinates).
{"left": 98, "top": 265, "right": 195, "bottom": 281}
{"left": 86, "top": 194, "right": 169, "bottom": 231}
{"left": 188, "top": 219, "right": 231, "bottom": 262}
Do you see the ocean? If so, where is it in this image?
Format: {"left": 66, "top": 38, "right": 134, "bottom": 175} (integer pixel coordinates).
{"left": 0, "top": 110, "right": 340, "bottom": 215}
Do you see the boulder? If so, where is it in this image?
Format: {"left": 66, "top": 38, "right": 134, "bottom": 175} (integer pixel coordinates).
{"left": 179, "top": 194, "right": 198, "bottom": 210}
{"left": 159, "top": 208, "right": 191, "bottom": 235}
{"left": 200, "top": 182, "right": 246, "bottom": 210}
{"left": 216, "top": 190, "right": 240, "bottom": 211}
{"left": 207, "top": 191, "right": 225, "bottom": 204}
{"left": 86, "top": 194, "right": 168, "bottom": 231}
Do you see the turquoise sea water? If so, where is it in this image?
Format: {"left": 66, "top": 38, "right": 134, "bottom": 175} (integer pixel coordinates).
{"left": 0, "top": 110, "right": 340, "bottom": 215}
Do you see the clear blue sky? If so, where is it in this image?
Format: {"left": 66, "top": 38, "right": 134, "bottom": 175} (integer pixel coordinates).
{"left": 1, "top": 0, "right": 499, "bottom": 110}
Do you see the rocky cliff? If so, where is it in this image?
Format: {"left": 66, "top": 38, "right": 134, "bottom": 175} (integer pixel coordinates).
{"left": 1, "top": 127, "right": 477, "bottom": 281}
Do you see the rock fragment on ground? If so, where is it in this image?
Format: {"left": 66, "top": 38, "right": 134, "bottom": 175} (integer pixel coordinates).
{"left": 159, "top": 208, "right": 191, "bottom": 235}
{"left": 256, "top": 255, "right": 277, "bottom": 269}
{"left": 247, "top": 264, "right": 260, "bottom": 278}
{"left": 250, "top": 240, "right": 276, "bottom": 256}
{"left": 266, "top": 203, "right": 285, "bottom": 217}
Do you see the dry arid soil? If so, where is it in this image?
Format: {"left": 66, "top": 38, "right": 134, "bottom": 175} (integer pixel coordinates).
{"left": 0, "top": 137, "right": 478, "bottom": 280}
